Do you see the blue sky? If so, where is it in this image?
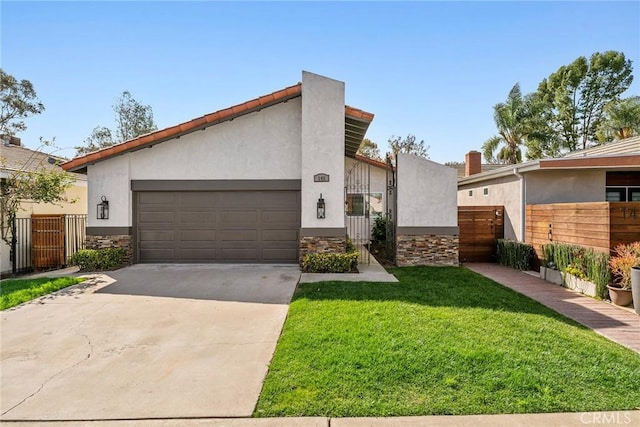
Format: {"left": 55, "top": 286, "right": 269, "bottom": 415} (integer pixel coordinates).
{"left": 2, "top": 1, "right": 639, "bottom": 163}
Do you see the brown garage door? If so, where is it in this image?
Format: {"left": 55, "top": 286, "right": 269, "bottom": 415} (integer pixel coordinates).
{"left": 136, "top": 191, "right": 300, "bottom": 263}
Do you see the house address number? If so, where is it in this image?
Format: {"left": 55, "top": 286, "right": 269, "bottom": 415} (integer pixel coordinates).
{"left": 314, "top": 173, "right": 330, "bottom": 182}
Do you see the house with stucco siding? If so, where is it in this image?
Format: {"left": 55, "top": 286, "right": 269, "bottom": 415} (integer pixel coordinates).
{"left": 458, "top": 139, "right": 640, "bottom": 242}
{"left": 63, "top": 71, "right": 459, "bottom": 266}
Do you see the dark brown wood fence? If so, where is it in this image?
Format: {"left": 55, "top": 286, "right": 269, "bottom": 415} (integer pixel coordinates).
{"left": 458, "top": 206, "right": 504, "bottom": 262}
{"left": 31, "top": 215, "right": 65, "bottom": 271}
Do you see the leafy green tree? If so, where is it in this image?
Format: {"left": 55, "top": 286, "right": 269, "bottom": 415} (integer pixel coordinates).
{"left": 387, "top": 134, "right": 429, "bottom": 160}
{"left": 596, "top": 96, "right": 640, "bottom": 142}
{"left": 1, "top": 138, "right": 76, "bottom": 276}
{"left": 76, "top": 90, "right": 157, "bottom": 155}
{"left": 356, "top": 138, "right": 382, "bottom": 160}
{"left": 536, "top": 51, "right": 633, "bottom": 151}
{"left": 482, "top": 84, "right": 552, "bottom": 163}
{"left": 0, "top": 68, "right": 45, "bottom": 136}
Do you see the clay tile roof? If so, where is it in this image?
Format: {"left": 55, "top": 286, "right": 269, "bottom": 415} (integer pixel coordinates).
{"left": 63, "top": 82, "right": 374, "bottom": 172}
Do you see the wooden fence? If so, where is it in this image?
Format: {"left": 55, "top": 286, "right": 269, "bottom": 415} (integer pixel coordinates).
{"left": 526, "top": 202, "right": 640, "bottom": 261}
{"left": 458, "top": 206, "right": 504, "bottom": 262}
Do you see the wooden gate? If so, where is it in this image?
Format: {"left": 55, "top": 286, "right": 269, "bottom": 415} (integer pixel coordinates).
{"left": 458, "top": 206, "right": 504, "bottom": 262}
{"left": 31, "top": 215, "right": 65, "bottom": 271}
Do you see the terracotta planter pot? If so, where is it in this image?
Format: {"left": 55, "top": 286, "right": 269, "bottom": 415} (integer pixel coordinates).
{"left": 608, "top": 285, "right": 633, "bottom": 307}
{"left": 631, "top": 267, "right": 640, "bottom": 315}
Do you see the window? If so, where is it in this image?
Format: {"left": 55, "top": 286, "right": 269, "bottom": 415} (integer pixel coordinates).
{"left": 346, "top": 192, "right": 383, "bottom": 217}
{"left": 606, "top": 188, "right": 625, "bottom": 202}
{"left": 483, "top": 188, "right": 489, "bottom": 196}
{"left": 605, "top": 187, "right": 640, "bottom": 202}
{"left": 468, "top": 190, "right": 473, "bottom": 197}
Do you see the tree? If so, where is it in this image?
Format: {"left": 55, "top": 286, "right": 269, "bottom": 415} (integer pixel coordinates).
{"left": 482, "top": 83, "right": 553, "bottom": 164}
{"left": 356, "top": 138, "right": 382, "bottom": 160}
{"left": 596, "top": 96, "right": 640, "bottom": 142}
{"left": 0, "top": 68, "right": 45, "bottom": 136}
{"left": 387, "top": 134, "right": 430, "bottom": 159}
{"left": 1, "top": 138, "right": 75, "bottom": 276}
{"left": 536, "top": 51, "right": 633, "bottom": 151}
{"left": 76, "top": 90, "right": 157, "bottom": 155}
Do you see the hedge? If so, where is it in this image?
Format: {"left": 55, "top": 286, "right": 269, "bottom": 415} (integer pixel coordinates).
{"left": 69, "top": 248, "right": 127, "bottom": 271}
{"left": 496, "top": 239, "right": 534, "bottom": 271}
{"left": 302, "top": 252, "right": 359, "bottom": 273}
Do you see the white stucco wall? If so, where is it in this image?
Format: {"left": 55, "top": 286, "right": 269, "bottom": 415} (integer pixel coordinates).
{"left": 458, "top": 174, "right": 522, "bottom": 240}
{"left": 397, "top": 153, "right": 457, "bottom": 227}
{"left": 129, "top": 99, "right": 301, "bottom": 180}
{"left": 300, "top": 71, "right": 345, "bottom": 229}
{"left": 87, "top": 155, "right": 131, "bottom": 228}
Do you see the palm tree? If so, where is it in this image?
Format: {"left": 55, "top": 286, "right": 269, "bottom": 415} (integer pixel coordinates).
{"left": 596, "top": 96, "right": 640, "bottom": 142}
{"left": 482, "top": 84, "right": 530, "bottom": 164}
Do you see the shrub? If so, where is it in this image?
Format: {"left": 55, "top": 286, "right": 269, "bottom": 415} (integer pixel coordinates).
{"left": 345, "top": 236, "right": 357, "bottom": 254}
{"left": 302, "top": 252, "right": 359, "bottom": 273}
{"left": 371, "top": 215, "right": 389, "bottom": 243}
{"left": 609, "top": 242, "right": 640, "bottom": 290}
{"left": 70, "top": 248, "right": 127, "bottom": 271}
{"left": 542, "top": 242, "right": 610, "bottom": 298}
{"left": 496, "top": 239, "right": 534, "bottom": 270}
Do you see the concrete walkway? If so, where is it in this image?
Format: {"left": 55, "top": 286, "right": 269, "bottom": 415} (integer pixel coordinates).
{"left": 467, "top": 263, "right": 640, "bottom": 353}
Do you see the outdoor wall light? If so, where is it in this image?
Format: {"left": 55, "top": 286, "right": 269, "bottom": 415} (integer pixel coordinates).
{"left": 317, "top": 194, "right": 325, "bottom": 219}
{"left": 97, "top": 196, "right": 109, "bottom": 220}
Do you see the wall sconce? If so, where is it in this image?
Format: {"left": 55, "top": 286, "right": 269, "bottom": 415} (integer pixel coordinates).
{"left": 97, "top": 196, "right": 109, "bottom": 220}
{"left": 317, "top": 194, "right": 325, "bottom": 219}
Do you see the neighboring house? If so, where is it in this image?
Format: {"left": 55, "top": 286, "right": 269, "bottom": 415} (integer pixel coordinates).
{"left": 62, "top": 71, "right": 459, "bottom": 266}
{"left": 457, "top": 138, "right": 640, "bottom": 242}
{"left": 1, "top": 136, "right": 88, "bottom": 276}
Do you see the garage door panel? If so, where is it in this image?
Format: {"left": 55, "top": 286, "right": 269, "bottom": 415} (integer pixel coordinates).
{"left": 220, "top": 229, "right": 258, "bottom": 241}
{"left": 262, "top": 211, "right": 298, "bottom": 224}
{"left": 140, "top": 230, "right": 174, "bottom": 241}
{"left": 180, "top": 230, "right": 216, "bottom": 241}
{"left": 268, "top": 192, "right": 300, "bottom": 207}
{"left": 262, "top": 229, "right": 298, "bottom": 241}
{"left": 179, "top": 193, "right": 220, "bottom": 207}
{"left": 136, "top": 190, "right": 299, "bottom": 263}
{"left": 179, "top": 212, "right": 216, "bottom": 225}
{"left": 139, "top": 211, "right": 174, "bottom": 223}
{"left": 219, "top": 211, "right": 258, "bottom": 224}
{"left": 138, "top": 192, "right": 176, "bottom": 204}
{"left": 217, "top": 192, "right": 258, "bottom": 207}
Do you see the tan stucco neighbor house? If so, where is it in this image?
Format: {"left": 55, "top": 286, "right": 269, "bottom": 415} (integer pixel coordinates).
{"left": 1, "top": 136, "right": 88, "bottom": 276}
{"left": 458, "top": 138, "right": 640, "bottom": 242}
{"left": 62, "top": 71, "right": 459, "bottom": 266}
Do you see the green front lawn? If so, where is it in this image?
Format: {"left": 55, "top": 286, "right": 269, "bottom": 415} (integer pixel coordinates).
{"left": 1, "top": 276, "right": 85, "bottom": 310}
{"left": 255, "top": 266, "right": 640, "bottom": 417}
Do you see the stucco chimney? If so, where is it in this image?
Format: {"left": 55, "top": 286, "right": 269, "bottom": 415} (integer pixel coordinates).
{"left": 465, "top": 150, "right": 481, "bottom": 176}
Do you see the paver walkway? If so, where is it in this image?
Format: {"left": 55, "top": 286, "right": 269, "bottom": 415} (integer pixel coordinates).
{"left": 467, "top": 263, "right": 640, "bottom": 353}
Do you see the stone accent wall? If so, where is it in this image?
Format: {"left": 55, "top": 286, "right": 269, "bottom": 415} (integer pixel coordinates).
{"left": 396, "top": 234, "right": 459, "bottom": 267}
{"left": 85, "top": 234, "right": 133, "bottom": 265}
{"left": 299, "top": 236, "right": 346, "bottom": 265}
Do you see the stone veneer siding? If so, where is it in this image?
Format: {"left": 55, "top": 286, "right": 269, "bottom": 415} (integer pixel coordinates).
{"left": 396, "top": 234, "right": 459, "bottom": 266}
{"left": 85, "top": 235, "right": 133, "bottom": 265}
{"left": 299, "top": 236, "right": 346, "bottom": 265}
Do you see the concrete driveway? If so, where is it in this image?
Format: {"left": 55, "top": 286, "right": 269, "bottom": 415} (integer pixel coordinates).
{"left": 1, "top": 264, "right": 300, "bottom": 421}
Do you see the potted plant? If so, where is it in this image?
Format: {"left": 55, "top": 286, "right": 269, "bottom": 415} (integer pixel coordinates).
{"left": 608, "top": 242, "right": 640, "bottom": 308}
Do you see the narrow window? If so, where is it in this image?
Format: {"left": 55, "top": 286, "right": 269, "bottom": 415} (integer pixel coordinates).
{"left": 468, "top": 190, "right": 473, "bottom": 197}
{"left": 483, "top": 188, "right": 489, "bottom": 196}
